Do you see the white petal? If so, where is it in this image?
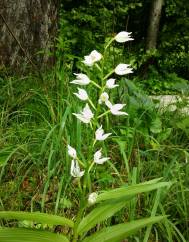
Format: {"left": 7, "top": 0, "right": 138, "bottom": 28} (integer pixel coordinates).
{"left": 94, "top": 149, "right": 102, "bottom": 163}
{"left": 74, "top": 73, "right": 89, "bottom": 80}
{"left": 94, "top": 149, "right": 109, "bottom": 164}
{"left": 96, "top": 157, "right": 110, "bottom": 164}
{"left": 90, "top": 50, "right": 102, "bottom": 62}
{"left": 82, "top": 104, "right": 94, "bottom": 119}
{"left": 115, "top": 64, "right": 133, "bottom": 75}
{"left": 71, "top": 73, "right": 91, "bottom": 85}
{"left": 113, "top": 111, "right": 128, "bottom": 116}
{"left": 73, "top": 104, "right": 94, "bottom": 124}
{"left": 105, "top": 100, "right": 113, "bottom": 108}
{"left": 68, "top": 145, "right": 77, "bottom": 159}
{"left": 95, "top": 125, "right": 104, "bottom": 140}
{"left": 99, "top": 92, "right": 109, "bottom": 104}
{"left": 82, "top": 50, "right": 102, "bottom": 66}
{"left": 112, "top": 104, "right": 126, "bottom": 111}
{"left": 82, "top": 55, "right": 94, "bottom": 66}
{"left": 100, "top": 133, "right": 112, "bottom": 140}
{"left": 70, "top": 159, "right": 85, "bottom": 178}
{"left": 106, "top": 78, "right": 119, "bottom": 89}
{"left": 110, "top": 104, "right": 128, "bottom": 116}
{"left": 74, "top": 88, "right": 88, "bottom": 101}
{"left": 115, "top": 31, "right": 134, "bottom": 43}
{"left": 73, "top": 113, "right": 91, "bottom": 123}
{"left": 95, "top": 125, "right": 111, "bottom": 141}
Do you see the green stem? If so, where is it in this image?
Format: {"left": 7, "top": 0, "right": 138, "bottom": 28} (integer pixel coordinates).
{"left": 97, "top": 110, "right": 111, "bottom": 119}
{"left": 104, "top": 38, "right": 114, "bottom": 50}
{"left": 72, "top": 204, "right": 85, "bottom": 242}
{"left": 88, "top": 161, "right": 95, "bottom": 173}
{"left": 95, "top": 63, "right": 102, "bottom": 72}
{"left": 77, "top": 158, "right": 86, "bottom": 168}
{"left": 91, "top": 80, "right": 101, "bottom": 89}
{"left": 88, "top": 98, "right": 96, "bottom": 110}
{"left": 103, "top": 70, "right": 114, "bottom": 80}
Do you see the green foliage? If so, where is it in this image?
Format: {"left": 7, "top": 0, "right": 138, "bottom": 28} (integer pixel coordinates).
{"left": 0, "top": 2, "right": 189, "bottom": 241}
{"left": 82, "top": 216, "right": 164, "bottom": 242}
{"left": 0, "top": 228, "right": 69, "bottom": 242}
{"left": 0, "top": 211, "right": 74, "bottom": 228}
{"left": 0, "top": 178, "right": 168, "bottom": 242}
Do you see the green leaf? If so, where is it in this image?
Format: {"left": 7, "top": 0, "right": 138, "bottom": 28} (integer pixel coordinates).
{"left": 77, "top": 200, "right": 128, "bottom": 235}
{"left": 150, "top": 118, "right": 162, "bottom": 134}
{"left": 0, "top": 211, "right": 74, "bottom": 228}
{"left": 82, "top": 216, "right": 165, "bottom": 242}
{"left": 96, "top": 180, "right": 171, "bottom": 202}
{"left": 0, "top": 228, "right": 69, "bottom": 242}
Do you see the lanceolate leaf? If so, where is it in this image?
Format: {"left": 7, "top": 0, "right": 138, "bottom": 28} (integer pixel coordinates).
{"left": 77, "top": 199, "right": 128, "bottom": 235}
{"left": 96, "top": 181, "right": 171, "bottom": 202}
{"left": 0, "top": 211, "right": 74, "bottom": 228}
{"left": 82, "top": 216, "right": 165, "bottom": 242}
{"left": 0, "top": 228, "right": 69, "bottom": 242}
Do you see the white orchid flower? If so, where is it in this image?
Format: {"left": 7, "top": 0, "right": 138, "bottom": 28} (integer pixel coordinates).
{"left": 73, "top": 88, "right": 88, "bottom": 101}
{"left": 68, "top": 145, "right": 77, "bottom": 159}
{"left": 115, "top": 31, "right": 134, "bottom": 43}
{"left": 82, "top": 55, "right": 94, "bottom": 67}
{"left": 73, "top": 103, "right": 94, "bottom": 123}
{"left": 110, "top": 104, "right": 128, "bottom": 116}
{"left": 115, "top": 64, "right": 133, "bottom": 75}
{"left": 106, "top": 78, "right": 119, "bottom": 89}
{"left": 70, "top": 159, "right": 85, "bottom": 178}
{"left": 95, "top": 125, "right": 111, "bottom": 141}
{"left": 88, "top": 192, "right": 98, "bottom": 205}
{"left": 90, "top": 50, "right": 102, "bottom": 62}
{"left": 94, "top": 149, "right": 110, "bottom": 164}
{"left": 98, "top": 92, "right": 109, "bottom": 105}
{"left": 83, "top": 50, "right": 102, "bottom": 66}
{"left": 70, "top": 73, "right": 91, "bottom": 85}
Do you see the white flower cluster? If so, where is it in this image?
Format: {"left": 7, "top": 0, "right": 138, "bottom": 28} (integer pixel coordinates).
{"left": 68, "top": 31, "right": 134, "bottom": 202}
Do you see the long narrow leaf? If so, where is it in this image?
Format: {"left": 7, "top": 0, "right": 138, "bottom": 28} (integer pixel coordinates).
{"left": 96, "top": 181, "right": 171, "bottom": 202}
{"left": 0, "top": 211, "right": 74, "bottom": 228}
{"left": 77, "top": 200, "right": 128, "bottom": 235}
{"left": 82, "top": 216, "right": 165, "bottom": 242}
{"left": 0, "top": 228, "right": 69, "bottom": 242}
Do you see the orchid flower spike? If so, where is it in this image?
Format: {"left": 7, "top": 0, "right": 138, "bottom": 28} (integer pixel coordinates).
{"left": 95, "top": 125, "right": 111, "bottom": 141}
{"left": 83, "top": 50, "right": 102, "bottom": 66}
{"left": 68, "top": 145, "right": 77, "bottom": 159}
{"left": 70, "top": 159, "right": 85, "bottom": 178}
{"left": 106, "top": 78, "right": 119, "bottom": 89}
{"left": 115, "top": 31, "right": 134, "bottom": 43}
{"left": 94, "top": 149, "right": 110, "bottom": 164}
{"left": 73, "top": 103, "right": 94, "bottom": 124}
{"left": 115, "top": 64, "right": 133, "bottom": 75}
{"left": 70, "top": 73, "right": 91, "bottom": 85}
{"left": 73, "top": 88, "right": 88, "bottom": 101}
{"left": 110, "top": 104, "right": 128, "bottom": 116}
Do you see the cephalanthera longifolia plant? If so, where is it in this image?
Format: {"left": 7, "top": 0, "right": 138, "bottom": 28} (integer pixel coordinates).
{"left": 0, "top": 31, "right": 171, "bottom": 242}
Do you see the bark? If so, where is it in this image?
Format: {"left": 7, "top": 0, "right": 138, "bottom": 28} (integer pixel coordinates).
{"left": 0, "top": 0, "right": 58, "bottom": 69}
{"left": 146, "top": 0, "right": 164, "bottom": 50}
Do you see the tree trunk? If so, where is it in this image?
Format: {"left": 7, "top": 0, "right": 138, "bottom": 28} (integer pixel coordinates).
{"left": 0, "top": 0, "right": 58, "bottom": 69}
{"left": 146, "top": 0, "right": 164, "bottom": 50}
